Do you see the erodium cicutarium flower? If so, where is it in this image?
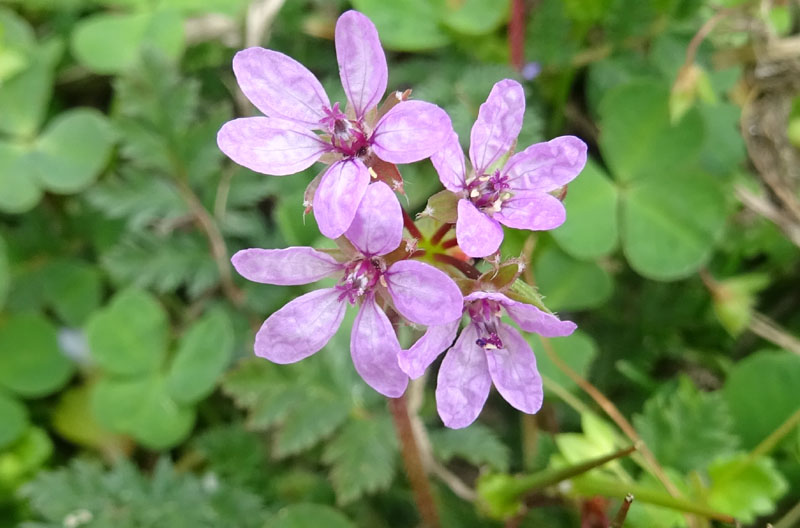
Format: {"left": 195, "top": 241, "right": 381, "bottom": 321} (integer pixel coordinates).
{"left": 231, "top": 182, "right": 463, "bottom": 397}
{"left": 398, "top": 290, "right": 576, "bottom": 428}
{"left": 432, "top": 79, "right": 588, "bottom": 257}
{"left": 217, "top": 10, "right": 451, "bottom": 239}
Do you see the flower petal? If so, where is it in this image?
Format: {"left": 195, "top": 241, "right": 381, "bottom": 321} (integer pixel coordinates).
{"left": 504, "top": 300, "right": 576, "bottom": 337}
{"left": 456, "top": 199, "right": 504, "bottom": 257}
{"left": 505, "top": 135, "right": 587, "bottom": 192}
{"left": 486, "top": 323, "right": 543, "bottom": 414}
{"left": 398, "top": 320, "right": 460, "bottom": 379}
{"left": 385, "top": 260, "right": 463, "bottom": 325}
{"left": 431, "top": 130, "right": 467, "bottom": 192}
{"left": 371, "top": 100, "right": 451, "bottom": 163}
{"left": 345, "top": 181, "right": 402, "bottom": 256}
{"left": 494, "top": 192, "right": 566, "bottom": 231}
{"left": 231, "top": 247, "right": 343, "bottom": 285}
{"left": 255, "top": 288, "right": 345, "bottom": 363}
{"left": 335, "top": 10, "right": 388, "bottom": 119}
{"left": 436, "top": 324, "right": 492, "bottom": 428}
{"left": 217, "top": 117, "right": 327, "bottom": 175}
{"left": 469, "top": 79, "right": 525, "bottom": 175}
{"left": 350, "top": 295, "right": 408, "bottom": 397}
{"left": 232, "top": 47, "right": 330, "bottom": 128}
{"left": 313, "top": 159, "right": 370, "bottom": 239}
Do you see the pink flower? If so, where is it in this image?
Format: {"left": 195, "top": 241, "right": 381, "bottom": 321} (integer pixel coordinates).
{"left": 398, "top": 291, "right": 576, "bottom": 428}
{"left": 432, "top": 79, "right": 588, "bottom": 257}
{"left": 217, "top": 10, "right": 451, "bottom": 239}
{"left": 231, "top": 182, "right": 463, "bottom": 398}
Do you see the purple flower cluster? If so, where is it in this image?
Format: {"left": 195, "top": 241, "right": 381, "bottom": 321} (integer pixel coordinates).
{"left": 220, "top": 11, "right": 587, "bottom": 428}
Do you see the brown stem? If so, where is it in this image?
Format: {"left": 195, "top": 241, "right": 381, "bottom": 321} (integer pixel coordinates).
{"left": 402, "top": 208, "right": 424, "bottom": 240}
{"left": 389, "top": 395, "right": 440, "bottom": 528}
{"left": 433, "top": 253, "right": 481, "bottom": 279}
{"left": 430, "top": 223, "right": 452, "bottom": 246}
{"left": 508, "top": 0, "right": 526, "bottom": 71}
{"left": 611, "top": 494, "right": 634, "bottom": 528}
{"left": 440, "top": 238, "right": 458, "bottom": 249}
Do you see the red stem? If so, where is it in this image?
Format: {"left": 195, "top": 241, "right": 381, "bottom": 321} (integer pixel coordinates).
{"left": 509, "top": 0, "right": 526, "bottom": 71}
{"left": 430, "top": 223, "right": 452, "bottom": 245}
{"left": 402, "top": 209, "right": 424, "bottom": 240}
{"left": 433, "top": 253, "right": 481, "bottom": 279}
{"left": 440, "top": 238, "right": 458, "bottom": 249}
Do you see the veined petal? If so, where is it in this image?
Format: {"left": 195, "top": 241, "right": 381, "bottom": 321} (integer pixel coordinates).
{"left": 469, "top": 79, "right": 525, "bottom": 175}
{"left": 335, "top": 10, "right": 388, "bottom": 119}
{"left": 505, "top": 135, "right": 587, "bottom": 192}
{"left": 494, "top": 192, "right": 566, "bottom": 231}
{"left": 431, "top": 130, "right": 467, "bottom": 192}
{"left": 456, "top": 199, "right": 504, "bottom": 257}
{"left": 345, "top": 181, "right": 402, "bottom": 257}
{"left": 385, "top": 260, "right": 463, "bottom": 325}
{"left": 350, "top": 295, "right": 408, "bottom": 397}
{"left": 231, "top": 247, "right": 343, "bottom": 285}
{"left": 255, "top": 288, "right": 345, "bottom": 363}
{"left": 398, "top": 320, "right": 460, "bottom": 379}
{"left": 217, "top": 117, "right": 327, "bottom": 175}
{"left": 313, "top": 159, "right": 370, "bottom": 239}
{"left": 233, "top": 47, "right": 330, "bottom": 128}
{"left": 371, "top": 101, "right": 451, "bottom": 164}
{"left": 504, "top": 300, "right": 576, "bottom": 337}
{"left": 436, "top": 324, "right": 492, "bottom": 428}
{"left": 486, "top": 323, "right": 543, "bottom": 414}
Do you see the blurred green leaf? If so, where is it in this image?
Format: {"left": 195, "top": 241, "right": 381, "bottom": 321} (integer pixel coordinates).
{"left": 534, "top": 245, "right": 613, "bottom": 311}
{"left": 351, "top": 0, "right": 450, "bottom": 51}
{"left": 86, "top": 288, "right": 168, "bottom": 376}
{"left": 0, "top": 141, "right": 42, "bottom": 214}
{"left": 698, "top": 102, "right": 746, "bottom": 177}
{"left": 430, "top": 423, "right": 510, "bottom": 472}
{"left": 551, "top": 160, "right": 619, "bottom": 260}
{"left": 70, "top": 10, "right": 184, "bottom": 74}
{"left": 52, "top": 384, "right": 126, "bottom": 451}
{"left": 269, "top": 503, "right": 357, "bottom": 528}
{"left": 0, "top": 391, "right": 28, "bottom": 450}
{"left": 0, "top": 314, "right": 74, "bottom": 398}
{"left": 441, "top": 0, "right": 509, "bottom": 36}
{"left": 41, "top": 259, "right": 102, "bottom": 326}
{"left": 322, "top": 416, "right": 397, "bottom": 504}
{"left": 723, "top": 350, "right": 800, "bottom": 448}
{"left": 166, "top": 309, "right": 234, "bottom": 405}
{"left": 0, "top": 426, "right": 52, "bottom": 493}
{"left": 524, "top": 0, "right": 576, "bottom": 67}
{"left": 707, "top": 453, "right": 788, "bottom": 523}
{"left": 710, "top": 273, "right": 770, "bottom": 336}
{"left": 0, "top": 234, "right": 8, "bottom": 308}
{"left": 531, "top": 330, "right": 597, "bottom": 393}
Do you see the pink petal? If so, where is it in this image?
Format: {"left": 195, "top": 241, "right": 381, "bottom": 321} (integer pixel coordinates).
{"left": 463, "top": 291, "right": 513, "bottom": 304}
{"left": 504, "top": 135, "right": 587, "bottom": 192}
{"left": 469, "top": 79, "right": 525, "bottom": 175}
{"left": 345, "top": 181, "right": 402, "bottom": 257}
{"left": 255, "top": 288, "right": 345, "bottom": 363}
{"left": 371, "top": 101, "right": 452, "bottom": 164}
{"left": 335, "top": 10, "right": 388, "bottom": 119}
{"left": 217, "top": 117, "right": 327, "bottom": 175}
{"left": 494, "top": 192, "right": 566, "bottom": 231}
{"left": 504, "top": 300, "right": 577, "bottom": 337}
{"left": 431, "top": 130, "right": 467, "bottom": 192}
{"left": 313, "top": 159, "right": 370, "bottom": 239}
{"left": 350, "top": 296, "right": 408, "bottom": 397}
{"left": 435, "top": 324, "right": 492, "bottom": 429}
{"left": 398, "top": 320, "right": 460, "bottom": 379}
{"left": 456, "top": 199, "right": 504, "bottom": 257}
{"left": 232, "top": 48, "right": 330, "bottom": 128}
{"left": 385, "top": 260, "right": 463, "bottom": 325}
{"left": 485, "top": 323, "right": 543, "bottom": 414}
{"left": 231, "top": 247, "right": 343, "bottom": 285}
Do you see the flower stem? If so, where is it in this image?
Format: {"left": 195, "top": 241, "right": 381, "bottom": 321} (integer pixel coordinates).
{"left": 440, "top": 237, "right": 459, "bottom": 249}
{"left": 433, "top": 253, "right": 481, "bottom": 279}
{"left": 430, "top": 223, "right": 452, "bottom": 246}
{"left": 388, "top": 395, "right": 440, "bottom": 528}
{"left": 402, "top": 208, "right": 424, "bottom": 240}
{"left": 610, "top": 494, "right": 634, "bottom": 528}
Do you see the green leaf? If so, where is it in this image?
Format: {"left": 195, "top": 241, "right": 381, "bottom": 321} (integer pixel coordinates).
{"left": 707, "top": 454, "right": 788, "bottom": 523}
{"left": 351, "top": 0, "right": 450, "bottom": 51}
{"left": 30, "top": 109, "right": 114, "bottom": 194}
{"left": 41, "top": 259, "right": 102, "bottom": 326}
{"left": 633, "top": 376, "right": 738, "bottom": 473}
{"left": 273, "top": 391, "right": 350, "bottom": 458}
{"left": 0, "top": 391, "right": 28, "bottom": 450}
{"left": 621, "top": 169, "right": 727, "bottom": 280}
{"left": 599, "top": 80, "right": 704, "bottom": 183}
{"left": 524, "top": 0, "right": 576, "bottom": 67}
{"left": 429, "top": 423, "right": 510, "bottom": 472}
{"left": 70, "top": 10, "right": 184, "bottom": 74}
{"left": 551, "top": 160, "right": 619, "bottom": 260}
{"left": 441, "top": 0, "right": 509, "bottom": 36}
{"left": 530, "top": 330, "right": 597, "bottom": 393}
{"left": 322, "top": 416, "right": 398, "bottom": 504}
{"left": 723, "top": 350, "right": 800, "bottom": 448}
{"left": 710, "top": 273, "right": 770, "bottom": 336}
{"left": 534, "top": 245, "right": 613, "bottom": 311}
{"left": 0, "top": 426, "right": 52, "bottom": 493}
{"left": 166, "top": 309, "right": 234, "bottom": 405}
{"left": 0, "top": 314, "right": 74, "bottom": 397}
{"left": 52, "top": 384, "right": 124, "bottom": 451}
{"left": 0, "top": 234, "right": 8, "bottom": 308}
{"left": 86, "top": 288, "right": 168, "bottom": 377}
{"left": 0, "top": 141, "right": 42, "bottom": 214}
{"left": 269, "top": 503, "right": 357, "bottom": 528}
{"left": 698, "top": 102, "right": 746, "bottom": 177}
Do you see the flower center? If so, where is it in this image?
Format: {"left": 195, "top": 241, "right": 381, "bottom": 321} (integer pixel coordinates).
{"left": 320, "top": 103, "right": 370, "bottom": 158}
{"left": 335, "top": 257, "right": 385, "bottom": 305}
{"left": 467, "top": 298, "right": 504, "bottom": 350}
{"left": 465, "top": 170, "right": 513, "bottom": 215}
